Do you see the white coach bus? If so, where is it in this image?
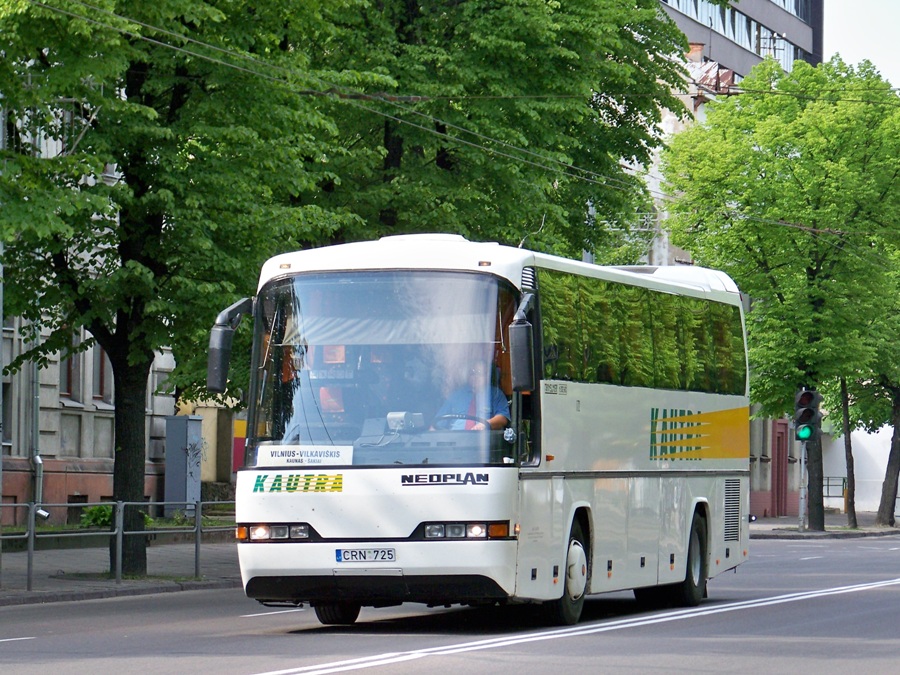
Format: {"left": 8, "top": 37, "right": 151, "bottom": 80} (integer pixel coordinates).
{"left": 207, "top": 233, "right": 750, "bottom": 625}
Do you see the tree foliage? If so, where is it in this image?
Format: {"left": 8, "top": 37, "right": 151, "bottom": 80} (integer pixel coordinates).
{"left": 662, "top": 57, "right": 900, "bottom": 528}
{"left": 292, "top": 0, "right": 691, "bottom": 253}
{"left": 1, "top": 0, "right": 699, "bottom": 569}
{"left": 0, "top": 0, "right": 356, "bottom": 573}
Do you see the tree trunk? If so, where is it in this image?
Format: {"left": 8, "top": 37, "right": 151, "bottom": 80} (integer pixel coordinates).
{"left": 110, "top": 355, "right": 155, "bottom": 575}
{"left": 875, "top": 392, "right": 900, "bottom": 527}
{"left": 840, "top": 378, "right": 857, "bottom": 529}
{"left": 379, "top": 120, "right": 403, "bottom": 228}
{"left": 806, "top": 434, "right": 825, "bottom": 531}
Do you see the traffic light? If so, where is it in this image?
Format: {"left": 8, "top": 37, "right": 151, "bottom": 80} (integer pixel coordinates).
{"left": 794, "top": 389, "right": 823, "bottom": 441}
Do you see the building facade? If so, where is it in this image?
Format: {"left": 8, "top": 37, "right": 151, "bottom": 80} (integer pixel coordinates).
{"left": 1, "top": 317, "right": 177, "bottom": 525}
{"left": 660, "top": 0, "right": 824, "bottom": 79}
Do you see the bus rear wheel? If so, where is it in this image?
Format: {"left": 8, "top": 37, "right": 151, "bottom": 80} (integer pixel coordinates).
{"left": 545, "top": 519, "right": 589, "bottom": 625}
{"left": 314, "top": 602, "right": 361, "bottom": 625}
{"left": 671, "top": 512, "right": 708, "bottom": 607}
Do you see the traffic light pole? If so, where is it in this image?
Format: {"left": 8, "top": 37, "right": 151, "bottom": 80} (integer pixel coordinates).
{"left": 794, "top": 388, "right": 822, "bottom": 532}
{"left": 798, "top": 439, "right": 807, "bottom": 531}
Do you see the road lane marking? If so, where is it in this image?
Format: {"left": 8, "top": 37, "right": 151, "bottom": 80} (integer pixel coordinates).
{"left": 242, "top": 608, "right": 305, "bottom": 618}
{"left": 0, "top": 637, "right": 36, "bottom": 644}
{"left": 253, "top": 578, "right": 900, "bottom": 675}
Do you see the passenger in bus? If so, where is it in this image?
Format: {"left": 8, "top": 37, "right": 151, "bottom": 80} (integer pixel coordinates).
{"left": 432, "top": 361, "right": 510, "bottom": 430}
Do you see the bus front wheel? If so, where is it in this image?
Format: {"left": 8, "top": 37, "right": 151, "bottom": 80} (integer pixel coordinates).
{"left": 545, "top": 519, "right": 589, "bottom": 625}
{"left": 314, "top": 602, "right": 361, "bottom": 625}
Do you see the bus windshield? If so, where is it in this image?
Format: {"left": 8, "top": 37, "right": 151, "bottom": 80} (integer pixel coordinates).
{"left": 245, "top": 270, "right": 518, "bottom": 468}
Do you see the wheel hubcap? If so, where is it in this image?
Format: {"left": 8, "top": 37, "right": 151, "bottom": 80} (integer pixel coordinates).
{"left": 689, "top": 530, "right": 701, "bottom": 585}
{"left": 566, "top": 539, "right": 588, "bottom": 601}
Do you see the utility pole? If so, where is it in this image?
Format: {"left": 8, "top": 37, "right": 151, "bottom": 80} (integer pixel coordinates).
{"left": 798, "top": 439, "right": 807, "bottom": 531}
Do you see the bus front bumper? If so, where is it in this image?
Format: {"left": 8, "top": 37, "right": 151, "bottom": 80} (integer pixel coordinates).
{"left": 239, "top": 539, "right": 517, "bottom": 606}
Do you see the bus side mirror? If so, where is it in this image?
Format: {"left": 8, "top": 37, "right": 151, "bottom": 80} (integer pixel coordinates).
{"left": 207, "top": 297, "right": 253, "bottom": 394}
{"left": 509, "top": 320, "right": 535, "bottom": 392}
{"left": 509, "top": 292, "right": 536, "bottom": 393}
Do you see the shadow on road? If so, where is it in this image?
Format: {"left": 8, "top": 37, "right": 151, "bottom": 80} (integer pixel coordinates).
{"left": 290, "top": 592, "right": 656, "bottom": 636}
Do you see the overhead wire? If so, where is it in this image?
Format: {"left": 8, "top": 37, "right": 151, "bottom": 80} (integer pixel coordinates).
{"left": 28, "top": 0, "right": 646, "bottom": 194}
{"left": 26, "top": 1, "right": 898, "bottom": 203}
{"left": 724, "top": 86, "right": 900, "bottom": 108}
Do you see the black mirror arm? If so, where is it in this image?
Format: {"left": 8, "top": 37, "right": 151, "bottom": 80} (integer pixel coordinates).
{"left": 215, "top": 297, "right": 254, "bottom": 331}
{"left": 514, "top": 292, "right": 535, "bottom": 323}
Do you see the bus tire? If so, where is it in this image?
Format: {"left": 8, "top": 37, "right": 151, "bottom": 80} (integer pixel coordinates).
{"left": 314, "top": 602, "right": 361, "bottom": 625}
{"left": 672, "top": 512, "right": 708, "bottom": 607}
{"left": 545, "top": 518, "right": 589, "bottom": 625}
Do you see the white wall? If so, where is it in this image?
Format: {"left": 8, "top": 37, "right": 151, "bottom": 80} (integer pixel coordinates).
{"left": 822, "top": 427, "right": 893, "bottom": 512}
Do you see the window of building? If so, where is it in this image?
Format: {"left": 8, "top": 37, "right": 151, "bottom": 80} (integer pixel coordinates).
{"left": 666, "top": 0, "right": 807, "bottom": 73}
{"left": 59, "top": 334, "right": 82, "bottom": 403}
{"left": 1, "top": 381, "right": 10, "bottom": 453}
{"left": 92, "top": 344, "right": 113, "bottom": 404}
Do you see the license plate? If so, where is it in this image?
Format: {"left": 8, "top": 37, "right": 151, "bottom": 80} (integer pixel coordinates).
{"left": 335, "top": 548, "right": 396, "bottom": 563}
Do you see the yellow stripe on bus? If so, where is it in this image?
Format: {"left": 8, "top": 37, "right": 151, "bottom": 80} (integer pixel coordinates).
{"left": 651, "top": 406, "right": 749, "bottom": 460}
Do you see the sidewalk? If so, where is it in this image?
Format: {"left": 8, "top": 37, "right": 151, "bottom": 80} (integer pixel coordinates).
{"left": 0, "top": 512, "right": 896, "bottom": 608}
{"left": 749, "top": 509, "right": 899, "bottom": 540}
{"left": 0, "top": 539, "right": 242, "bottom": 607}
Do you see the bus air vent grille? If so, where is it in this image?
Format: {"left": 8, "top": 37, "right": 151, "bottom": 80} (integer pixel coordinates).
{"left": 521, "top": 267, "right": 537, "bottom": 289}
{"left": 724, "top": 479, "right": 741, "bottom": 542}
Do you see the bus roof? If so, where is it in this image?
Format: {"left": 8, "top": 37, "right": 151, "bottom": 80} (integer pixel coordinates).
{"left": 259, "top": 233, "right": 742, "bottom": 304}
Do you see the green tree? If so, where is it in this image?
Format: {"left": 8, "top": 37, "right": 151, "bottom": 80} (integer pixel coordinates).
{"left": 837, "top": 254, "right": 900, "bottom": 527}
{"left": 1, "top": 0, "right": 709, "bottom": 575}
{"left": 662, "top": 57, "right": 900, "bottom": 530}
{"left": 294, "top": 0, "right": 692, "bottom": 255}
{"left": 0, "top": 0, "right": 356, "bottom": 573}
{"left": 166, "top": 0, "right": 707, "bottom": 396}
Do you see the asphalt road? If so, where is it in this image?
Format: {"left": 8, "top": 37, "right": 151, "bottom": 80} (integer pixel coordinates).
{"left": 2, "top": 537, "right": 900, "bottom": 674}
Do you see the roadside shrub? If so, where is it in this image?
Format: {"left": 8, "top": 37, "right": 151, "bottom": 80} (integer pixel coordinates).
{"left": 79, "top": 505, "right": 154, "bottom": 528}
{"left": 80, "top": 505, "right": 113, "bottom": 528}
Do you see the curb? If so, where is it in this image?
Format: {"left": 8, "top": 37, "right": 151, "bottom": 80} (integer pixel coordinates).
{"left": 0, "top": 578, "right": 242, "bottom": 608}
{"left": 751, "top": 529, "right": 899, "bottom": 540}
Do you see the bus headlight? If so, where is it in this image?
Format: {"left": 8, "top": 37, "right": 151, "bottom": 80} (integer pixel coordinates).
{"left": 270, "top": 525, "right": 289, "bottom": 540}
{"left": 249, "top": 525, "right": 272, "bottom": 541}
{"left": 466, "top": 523, "right": 487, "bottom": 538}
{"left": 238, "top": 523, "right": 312, "bottom": 542}
{"left": 424, "top": 524, "right": 445, "bottom": 538}
{"left": 422, "top": 521, "right": 511, "bottom": 539}
{"left": 290, "top": 524, "right": 310, "bottom": 539}
{"left": 447, "top": 523, "right": 466, "bottom": 538}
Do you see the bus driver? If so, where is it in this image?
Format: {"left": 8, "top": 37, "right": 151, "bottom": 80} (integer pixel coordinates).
{"left": 433, "top": 361, "right": 510, "bottom": 431}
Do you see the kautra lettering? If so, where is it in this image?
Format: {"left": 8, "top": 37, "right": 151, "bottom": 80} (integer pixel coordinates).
{"left": 252, "top": 474, "right": 343, "bottom": 493}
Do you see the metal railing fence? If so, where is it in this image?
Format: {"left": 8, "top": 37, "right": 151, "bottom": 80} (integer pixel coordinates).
{"left": 0, "top": 500, "right": 235, "bottom": 591}
{"left": 823, "top": 476, "right": 847, "bottom": 499}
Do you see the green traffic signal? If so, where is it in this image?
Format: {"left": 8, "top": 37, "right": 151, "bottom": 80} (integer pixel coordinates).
{"left": 793, "top": 389, "right": 823, "bottom": 441}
